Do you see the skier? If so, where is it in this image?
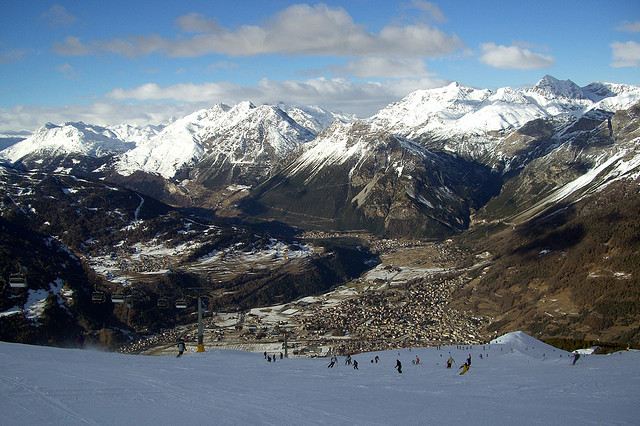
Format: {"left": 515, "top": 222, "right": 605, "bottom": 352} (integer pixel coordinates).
{"left": 395, "top": 359, "right": 403, "bottom": 374}
{"left": 415, "top": 356, "right": 420, "bottom": 365}
{"left": 375, "top": 356, "right": 380, "bottom": 363}
{"left": 280, "top": 352, "right": 283, "bottom": 360}
{"left": 177, "top": 339, "right": 185, "bottom": 358}
{"left": 466, "top": 354, "right": 472, "bottom": 366}
{"left": 264, "top": 351, "right": 267, "bottom": 359}
{"left": 572, "top": 352, "right": 581, "bottom": 365}
{"left": 328, "top": 356, "right": 337, "bottom": 368}
{"left": 459, "top": 362, "right": 469, "bottom": 375}
{"left": 446, "top": 356, "right": 455, "bottom": 369}
{"left": 345, "top": 355, "right": 352, "bottom": 365}
{"left": 76, "top": 333, "right": 85, "bottom": 349}
{"left": 353, "top": 360, "right": 358, "bottom": 370}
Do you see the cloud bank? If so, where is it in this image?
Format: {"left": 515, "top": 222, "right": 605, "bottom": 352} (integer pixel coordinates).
{"left": 479, "top": 43, "right": 554, "bottom": 70}
{"left": 0, "top": 76, "right": 448, "bottom": 133}
{"left": 52, "top": 4, "right": 465, "bottom": 59}
{"left": 610, "top": 41, "right": 640, "bottom": 68}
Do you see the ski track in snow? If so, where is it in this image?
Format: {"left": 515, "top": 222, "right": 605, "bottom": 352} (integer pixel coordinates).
{"left": 0, "top": 332, "right": 638, "bottom": 425}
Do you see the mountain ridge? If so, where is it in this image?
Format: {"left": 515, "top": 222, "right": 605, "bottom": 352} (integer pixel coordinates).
{"left": 3, "top": 76, "right": 639, "bottom": 182}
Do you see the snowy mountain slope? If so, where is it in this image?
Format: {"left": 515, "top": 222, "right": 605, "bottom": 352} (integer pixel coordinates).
{"left": 0, "top": 122, "right": 135, "bottom": 163}
{"left": 1, "top": 333, "right": 638, "bottom": 425}
{"left": 2, "top": 76, "right": 637, "bottom": 187}
{"left": 112, "top": 102, "right": 319, "bottom": 180}
{"left": 245, "top": 121, "right": 501, "bottom": 237}
{"left": 369, "top": 75, "right": 640, "bottom": 155}
{"left": 472, "top": 100, "right": 640, "bottom": 225}
{"left": 0, "top": 132, "right": 28, "bottom": 152}
{"left": 0, "top": 102, "right": 330, "bottom": 182}
{"left": 280, "top": 103, "right": 357, "bottom": 134}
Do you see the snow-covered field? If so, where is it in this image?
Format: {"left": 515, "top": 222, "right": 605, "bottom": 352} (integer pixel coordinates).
{"left": 1, "top": 332, "right": 637, "bottom": 425}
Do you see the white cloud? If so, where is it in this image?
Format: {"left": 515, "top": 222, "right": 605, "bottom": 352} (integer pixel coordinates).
{"left": 403, "top": 1, "right": 447, "bottom": 23}
{"left": 39, "top": 4, "right": 76, "bottom": 28}
{"left": 0, "top": 76, "right": 449, "bottom": 133}
{"left": 174, "top": 12, "right": 222, "bottom": 33}
{"left": 616, "top": 21, "right": 640, "bottom": 33}
{"left": 52, "top": 4, "right": 464, "bottom": 59}
{"left": 105, "top": 76, "right": 447, "bottom": 117}
{"left": 610, "top": 41, "right": 640, "bottom": 67}
{"left": 51, "top": 36, "right": 93, "bottom": 56}
{"left": 0, "top": 48, "right": 32, "bottom": 64}
{"left": 0, "top": 102, "right": 191, "bottom": 134}
{"left": 479, "top": 43, "right": 554, "bottom": 70}
{"left": 334, "top": 57, "right": 434, "bottom": 78}
{"left": 55, "top": 63, "right": 76, "bottom": 78}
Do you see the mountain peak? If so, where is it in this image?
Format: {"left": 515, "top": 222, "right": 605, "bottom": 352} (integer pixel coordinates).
{"left": 533, "top": 75, "right": 584, "bottom": 99}
{"left": 234, "top": 100, "right": 257, "bottom": 111}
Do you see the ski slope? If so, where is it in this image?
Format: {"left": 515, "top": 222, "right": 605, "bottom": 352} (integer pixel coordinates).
{"left": 0, "top": 332, "right": 638, "bottom": 425}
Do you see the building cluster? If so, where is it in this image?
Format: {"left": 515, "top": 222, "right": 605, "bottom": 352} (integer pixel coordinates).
{"left": 119, "top": 328, "right": 184, "bottom": 354}
{"left": 116, "top": 236, "right": 486, "bottom": 357}
{"left": 294, "top": 274, "right": 487, "bottom": 355}
{"left": 115, "top": 255, "right": 173, "bottom": 274}
{"left": 118, "top": 271, "right": 489, "bottom": 357}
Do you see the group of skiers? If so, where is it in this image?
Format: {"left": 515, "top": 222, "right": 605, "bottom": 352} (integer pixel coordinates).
{"left": 175, "top": 339, "right": 477, "bottom": 375}
{"left": 263, "top": 351, "right": 284, "bottom": 362}
{"left": 175, "top": 337, "right": 589, "bottom": 373}
{"left": 444, "top": 353, "right": 472, "bottom": 374}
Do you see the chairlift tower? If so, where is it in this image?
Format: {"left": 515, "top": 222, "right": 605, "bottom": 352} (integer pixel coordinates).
{"left": 184, "top": 288, "right": 210, "bottom": 353}
{"left": 197, "top": 294, "right": 204, "bottom": 352}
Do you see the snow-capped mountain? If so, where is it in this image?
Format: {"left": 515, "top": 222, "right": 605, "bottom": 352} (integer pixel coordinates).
{"left": 2, "top": 76, "right": 637, "bottom": 185}
{"left": 279, "top": 103, "right": 358, "bottom": 134}
{"left": 242, "top": 76, "right": 640, "bottom": 237}
{"left": 113, "top": 101, "right": 357, "bottom": 182}
{"left": 246, "top": 120, "right": 501, "bottom": 238}
{"left": 0, "top": 122, "right": 135, "bottom": 163}
{"left": 0, "top": 101, "right": 338, "bottom": 185}
{"left": 369, "top": 75, "right": 640, "bottom": 147}
{"left": 1, "top": 75, "right": 638, "bottom": 231}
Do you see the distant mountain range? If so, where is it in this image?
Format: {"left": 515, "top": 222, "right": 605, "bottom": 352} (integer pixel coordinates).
{"left": 4, "top": 75, "right": 638, "bottom": 179}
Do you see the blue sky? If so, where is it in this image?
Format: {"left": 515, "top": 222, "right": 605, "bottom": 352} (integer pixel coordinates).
{"left": 1, "top": 0, "right": 639, "bottom": 133}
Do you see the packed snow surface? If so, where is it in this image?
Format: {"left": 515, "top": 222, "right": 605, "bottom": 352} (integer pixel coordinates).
{"left": 1, "top": 331, "right": 638, "bottom": 425}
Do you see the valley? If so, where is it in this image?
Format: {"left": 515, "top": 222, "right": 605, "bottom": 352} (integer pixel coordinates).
{"left": 119, "top": 237, "right": 490, "bottom": 357}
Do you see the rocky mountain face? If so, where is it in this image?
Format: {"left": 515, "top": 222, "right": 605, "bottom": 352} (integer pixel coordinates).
{"left": 235, "top": 76, "right": 640, "bottom": 238}
{"left": 452, "top": 101, "right": 640, "bottom": 344}
{"left": 243, "top": 121, "right": 501, "bottom": 238}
